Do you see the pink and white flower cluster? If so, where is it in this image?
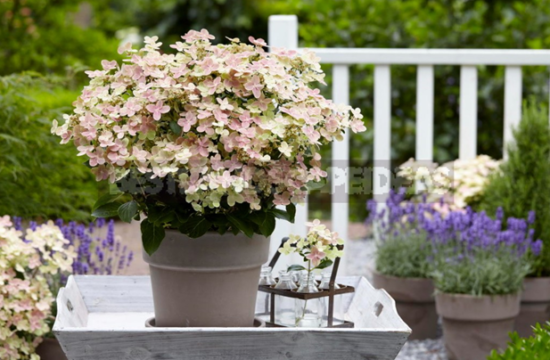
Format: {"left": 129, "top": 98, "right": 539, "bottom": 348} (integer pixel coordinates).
{"left": 280, "top": 220, "right": 344, "bottom": 267}
{"left": 53, "top": 30, "right": 365, "bottom": 212}
{"left": 398, "top": 155, "right": 501, "bottom": 212}
{"left": 0, "top": 216, "right": 76, "bottom": 360}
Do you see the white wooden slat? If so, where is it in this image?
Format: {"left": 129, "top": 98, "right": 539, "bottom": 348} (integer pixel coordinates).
{"left": 307, "top": 48, "right": 550, "bottom": 66}
{"left": 268, "top": 15, "right": 299, "bottom": 270}
{"left": 503, "top": 66, "right": 523, "bottom": 158}
{"left": 459, "top": 66, "right": 478, "bottom": 160}
{"left": 415, "top": 65, "right": 434, "bottom": 192}
{"left": 373, "top": 65, "right": 392, "bottom": 204}
{"left": 332, "top": 65, "right": 350, "bottom": 275}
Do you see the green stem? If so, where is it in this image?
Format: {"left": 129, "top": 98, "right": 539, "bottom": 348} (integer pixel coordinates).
{"left": 295, "top": 260, "right": 312, "bottom": 326}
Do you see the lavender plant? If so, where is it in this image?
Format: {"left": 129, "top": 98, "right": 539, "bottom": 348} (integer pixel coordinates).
{"left": 14, "top": 217, "right": 134, "bottom": 284}
{"left": 367, "top": 189, "right": 542, "bottom": 294}
{"left": 430, "top": 209, "right": 540, "bottom": 296}
{"left": 366, "top": 189, "right": 436, "bottom": 278}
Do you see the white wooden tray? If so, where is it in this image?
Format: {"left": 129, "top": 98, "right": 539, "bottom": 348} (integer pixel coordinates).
{"left": 54, "top": 275, "right": 410, "bottom": 360}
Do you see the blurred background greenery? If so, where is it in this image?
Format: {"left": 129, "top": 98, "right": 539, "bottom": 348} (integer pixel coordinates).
{"left": 2, "top": 0, "right": 550, "bottom": 221}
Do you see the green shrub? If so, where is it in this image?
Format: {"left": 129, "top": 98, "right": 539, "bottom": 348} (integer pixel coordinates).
{"left": 0, "top": 74, "right": 97, "bottom": 221}
{"left": 479, "top": 101, "right": 550, "bottom": 277}
{"left": 488, "top": 322, "right": 550, "bottom": 359}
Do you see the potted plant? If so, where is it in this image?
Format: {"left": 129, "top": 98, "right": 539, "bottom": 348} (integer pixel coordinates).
{"left": 430, "top": 209, "right": 541, "bottom": 360}
{"left": 366, "top": 189, "right": 438, "bottom": 340}
{"left": 479, "top": 101, "right": 550, "bottom": 337}
{"left": 52, "top": 30, "right": 365, "bottom": 327}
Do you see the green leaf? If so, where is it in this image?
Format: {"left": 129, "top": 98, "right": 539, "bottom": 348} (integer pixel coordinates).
{"left": 227, "top": 215, "right": 255, "bottom": 237}
{"left": 315, "top": 259, "right": 334, "bottom": 270}
{"left": 93, "top": 192, "right": 123, "bottom": 211}
{"left": 286, "top": 203, "right": 296, "bottom": 223}
{"left": 118, "top": 200, "right": 138, "bottom": 223}
{"left": 249, "top": 211, "right": 276, "bottom": 237}
{"left": 306, "top": 178, "right": 327, "bottom": 191}
{"left": 270, "top": 208, "right": 292, "bottom": 222}
{"left": 92, "top": 202, "right": 121, "bottom": 218}
{"left": 170, "top": 121, "right": 182, "bottom": 135}
{"left": 287, "top": 265, "right": 306, "bottom": 272}
{"left": 179, "top": 216, "right": 212, "bottom": 238}
{"left": 141, "top": 220, "right": 166, "bottom": 256}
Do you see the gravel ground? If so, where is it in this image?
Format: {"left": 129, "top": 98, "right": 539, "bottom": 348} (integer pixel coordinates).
{"left": 346, "top": 238, "right": 448, "bottom": 360}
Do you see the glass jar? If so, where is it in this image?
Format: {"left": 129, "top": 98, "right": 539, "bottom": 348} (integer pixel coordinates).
{"left": 258, "top": 265, "right": 275, "bottom": 286}
{"left": 319, "top": 273, "right": 345, "bottom": 326}
{"left": 294, "top": 271, "right": 323, "bottom": 328}
{"left": 274, "top": 270, "right": 297, "bottom": 326}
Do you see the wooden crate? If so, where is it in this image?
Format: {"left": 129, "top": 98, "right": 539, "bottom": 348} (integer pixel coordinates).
{"left": 54, "top": 275, "right": 410, "bottom": 360}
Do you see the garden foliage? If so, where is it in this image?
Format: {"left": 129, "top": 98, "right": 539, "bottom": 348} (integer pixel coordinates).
{"left": 479, "top": 101, "right": 550, "bottom": 277}
{"left": 0, "top": 74, "right": 97, "bottom": 221}
{"left": 488, "top": 322, "right": 550, "bottom": 360}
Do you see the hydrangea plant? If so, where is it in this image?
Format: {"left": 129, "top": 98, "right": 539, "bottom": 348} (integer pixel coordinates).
{"left": 0, "top": 216, "right": 75, "bottom": 360}
{"left": 280, "top": 219, "right": 344, "bottom": 272}
{"left": 52, "top": 30, "right": 365, "bottom": 254}
{"left": 398, "top": 155, "right": 500, "bottom": 213}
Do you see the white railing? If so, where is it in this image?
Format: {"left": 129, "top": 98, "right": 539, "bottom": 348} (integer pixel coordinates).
{"left": 268, "top": 15, "right": 550, "bottom": 273}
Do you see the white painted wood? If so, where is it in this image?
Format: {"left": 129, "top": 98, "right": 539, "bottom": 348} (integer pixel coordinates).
{"left": 459, "top": 66, "right": 478, "bottom": 160}
{"left": 268, "top": 15, "right": 298, "bottom": 271}
{"left": 268, "top": 15, "right": 298, "bottom": 50}
{"left": 373, "top": 65, "right": 392, "bottom": 204}
{"left": 415, "top": 65, "right": 434, "bottom": 192}
{"left": 332, "top": 65, "right": 350, "bottom": 275}
{"left": 504, "top": 66, "right": 523, "bottom": 158}
{"left": 307, "top": 48, "right": 550, "bottom": 66}
{"left": 54, "top": 275, "right": 410, "bottom": 360}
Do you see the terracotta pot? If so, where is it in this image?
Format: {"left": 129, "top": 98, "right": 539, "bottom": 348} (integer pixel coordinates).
{"left": 436, "top": 292, "right": 521, "bottom": 360}
{"left": 35, "top": 338, "right": 68, "bottom": 360}
{"left": 371, "top": 270, "right": 437, "bottom": 340}
{"left": 515, "top": 277, "right": 550, "bottom": 337}
{"left": 143, "top": 230, "right": 269, "bottom": 327}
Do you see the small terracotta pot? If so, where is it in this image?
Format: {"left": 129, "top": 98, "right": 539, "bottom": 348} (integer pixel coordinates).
{"left": 143, "top": 230, "right": 270, "bottom": 327}
{"left": 436, "top": 292, "right": 521, "bottom": 360}
{"left": 515, "top": 277, "right": 550, "bottom": 337}
{"left": 371, "top": 271, "right": 437, "bottom": 340}
{"left": 35, "top": 338, "right": 68, "bottom": 360}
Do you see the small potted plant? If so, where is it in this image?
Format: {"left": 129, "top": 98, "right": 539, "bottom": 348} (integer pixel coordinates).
{"left": 53, "top": 30, "right": 365, "bottom": 327}
{"left": 430, "top": 209, "right": 541, "bottom": 360}
{"left": 479, "top": 101, "right": 550, "bottom": 337}
{"left": 366, "top": 189, "right": 438, "bottom": 340}
{"left": 279, "top": 219, "right": 344, "bottom": 327}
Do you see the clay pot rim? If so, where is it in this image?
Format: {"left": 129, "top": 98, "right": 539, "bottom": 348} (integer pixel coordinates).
{"left": 435, "top": 291, "right": 521, "bottom": 299}
{"left": 435, "top": 291, "right": 521, "bottom": 321}
{"left": 370, "top": 268, "right": 432, "bottom": 283}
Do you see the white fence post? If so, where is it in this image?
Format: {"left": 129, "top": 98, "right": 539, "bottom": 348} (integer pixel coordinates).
{"left": 373, "top": 65, "right": 392, "bottom": 205}
{"left": 503, "top": 66, "right": 523, "bottom": 158}
{"left": 332, "top": 65, "right": 350, "bottom": 275}
{"left": 268, "top": 15, "right": 302, "bottom": 272}
{"left": 415, "top": 65, "right": 434, "bottom": 192}
{"left": 459, "top": 66, "right": 478, "bottom": 160}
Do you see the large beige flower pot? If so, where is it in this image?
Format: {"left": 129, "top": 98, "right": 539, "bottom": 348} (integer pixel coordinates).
{"left": 515, "top": 277, "right": 550, "bottom": 337}
{"left": 371, "top": 271, "right": 438, "bottom": 340}
{"left": 143, "top": 230, "right": 270, "bottom": 327}
{"left": 436, "top": 292, "right": 521, "bottom": 360}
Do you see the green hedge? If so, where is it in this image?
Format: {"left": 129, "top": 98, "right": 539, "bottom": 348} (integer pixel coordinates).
{"left": 0, "top": 74, "right": 97, "bottom": 221}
